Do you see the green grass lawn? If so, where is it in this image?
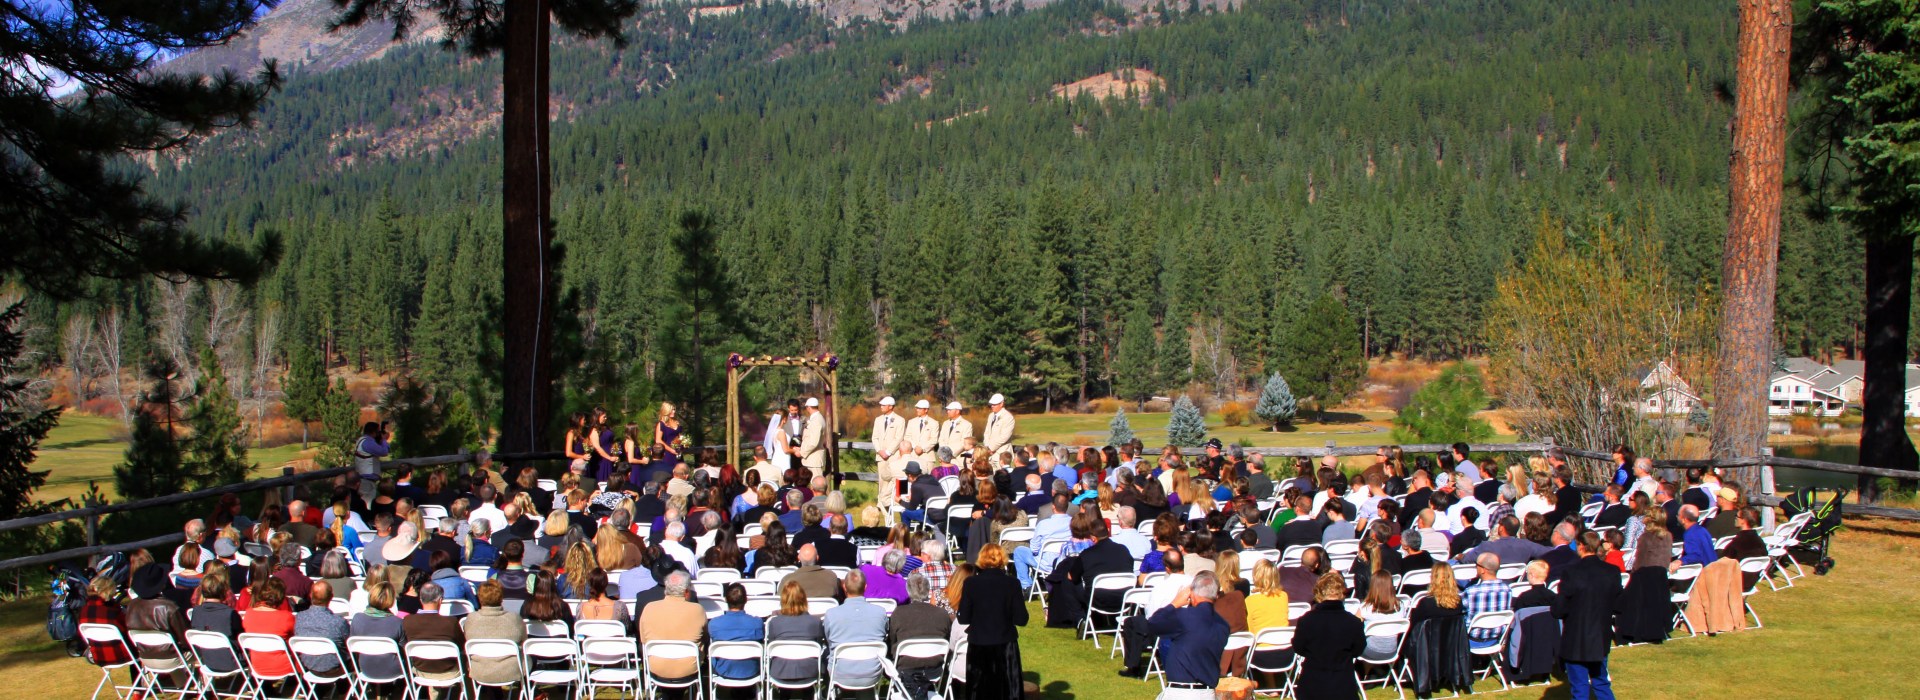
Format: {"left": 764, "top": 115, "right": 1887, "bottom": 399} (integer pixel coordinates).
{"left": 1012, "top": 409, "right": 1522, "bottom": 449}
{"left": 32, "top": 413, "right": 310, "bottom": 506}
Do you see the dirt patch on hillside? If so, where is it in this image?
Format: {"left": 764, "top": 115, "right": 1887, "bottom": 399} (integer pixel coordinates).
{"left": 1050, "top": 68, "right": 1164, "bottom": 105}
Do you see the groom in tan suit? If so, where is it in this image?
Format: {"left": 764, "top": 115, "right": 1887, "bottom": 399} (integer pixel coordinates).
{"left": 796, "top": 397, "right": 828, "bottom": 479}
{"left": 870, "top": 396, "right": 907, "bottom": 509}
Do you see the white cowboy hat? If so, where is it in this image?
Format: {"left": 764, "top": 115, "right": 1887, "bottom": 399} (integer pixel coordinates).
{"left": 915, "top": 399, "right": 931, "bottom": 409}
{"left": 988, "top": 393, "right": 1005, "bottom": 405}
{"left": 945, "top": 401, "right": 963, "bottom": 411}
{"left": 805, "top": 397, "right": 820, "bottom": 407}
{"left": 879, "top": 396, "right": 896, "bottom": 406}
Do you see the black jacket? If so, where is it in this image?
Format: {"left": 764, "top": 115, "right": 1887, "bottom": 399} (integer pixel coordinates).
{"left": 1277, "top": 519, "right": 1325, "bottom": 551}
{"left": 1399, "top": 491, "right": 1432, "bottom": 530}
{"left": 1408, "top": 612, "right": 1471, "bottom": 696}
{"left": 1612, "top": 566, "right": 1670, "bottom": 645}
{"left": 816, "top": 537, "right": 859, "bottom": 568}
{"left": 1293, "top": 601, "right": 1365, "bottom": 700}
{"left": 1594, "top": 504, "right": 1632, "bottom": 529}
{"left": 957, "top": 569, "right": 1027, "bottom": 645}
{"left": 1553, "top": 555, "right": 1623, "bottom": 662}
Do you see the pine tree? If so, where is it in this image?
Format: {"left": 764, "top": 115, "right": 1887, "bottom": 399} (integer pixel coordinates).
{"left": 1688, "top": 404, "right": 1711, "bottom": 433}
{"left": 114, "top": 359, "right": 187, "bottom": 501}
{"left": 1114, "top": 305, "right": 1157, "bottom": 406}
{"left": 1254, "top": 373, "right": 1298, "bottom": 431}
{"left": 1158, "top": 317, "right": 1192, "bottom": 390}
{"left": 1276, "top": 294, "right": 1365, "bottom": 420}
{"left": 184, "top": 347, "right": 252, "bottom": 488}
{"left": 283, "top": 344, "right": 328, "bottom": 448}
{"left": 1107, "top": 407, "right": 1136, "bottom": 447}
{"left": 1167, "top": 395, "right": 1206, "bottom": 447}
{"left": 0, "top": 302, "right": 62, "bottom": 519}
{"left": 317, "top": 378, "right": 364, "bottom": 469}
{"left": 1390, "top": 363, "right": 1493, "bottom": 443}
{"left": 654, "top": 210, "right": 743, "bottom": 445}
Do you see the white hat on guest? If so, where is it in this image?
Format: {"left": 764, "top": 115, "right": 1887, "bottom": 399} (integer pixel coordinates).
{"left": 805, "top": 397, "right": 820, "bottom": 408}
{"left": 988, "top": 393, "right": 1005, "bottom": 405}
{"left": 945, "top": 401, "right": 963, "bottom": 411}
{"left": 915, "top": 399, "right": 931, "bottom": 410}
{"left": 879, "top": 396, "right": 896, "bottom": 406}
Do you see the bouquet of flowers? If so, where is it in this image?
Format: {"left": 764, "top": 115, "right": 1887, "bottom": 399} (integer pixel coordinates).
{"left": 672, "top": 434, "right": 692, "bottom": 453}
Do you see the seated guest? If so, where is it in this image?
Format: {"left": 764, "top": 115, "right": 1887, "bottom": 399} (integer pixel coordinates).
{"left": 1294, "top": 573, "right": 1366, "bottom": 700}
{"left": 1139, "top": 571, "right": 1232, "bottom": 694}
{"left": 1594, "top": 484, "right": 1632, "bottom": 529}
{"left": 1117, "top": 551, "right": 1190, "bottom": 678}
{"left": 823, "top": 569, "right": 889, "bottom": 687}
{"left": 781, "top": 544, "right": 841, "bottom": 600}
{"left": 766, "top": 581, "right": 827, "bottom": 685}
{"left": 888, "top": 573, "right": 953, "bottom": 700}
{"left": 1275, "top": 495, "right": 1324, "bottom": 550}
{"left": 816, "top": 514, "right": 860, "bottom": 568}
{"left": 707, "top": 583, "right": 766, "bottom": 682}
{"left": 1355, "top": 571, "right": 1403, "bottom": 658}
{"left": 1706, "top": 487, "right": 1742, "bottom": 539}
{"left": 1408, "top": 562, "right": 1467, "bottom": 627}
{"left": 1719, "top": 507, "right": 1770, "bottom": 589}
{"left": 400, "top": 582, "right": 465, "bottom": 683}
{"left": 186, "top": 574, "right": 245, "bottom": 674}
{"left": 1460, "top": 554, "right": 1512, "bottom": 649}
{"left": 1447, "top": 507, "right": 1486, "bottom": 558}
{"left": 347, "top": 582, "right": 407, "bottom": 681}
{"left": 427, "top": 550, "right": 475, "bottom": 608}
{"left": 240, "top": 578, "right": 297, "bottom": 680}
{"left": 1013, "top": 473, "right": 1049, "bottom": 515}
{"left": 1677, "top": 505, "right": 1718, "bottom": 567}
{"left": 860, "top": 550, "right": 912, "bottom": 605}
{"left": 291, "top": 581, "right": 349, "bottom": 678}
{"left": 1320, "top": 501, "right": 1357, "bottom": 544}
{"left": 464, "top": 580, "right": 527, "bottom": 691}
{"left": 638, "top": 571, "right": 705, "bottom": 684}
{"left": 1539, "top": 523, "right": 1581, "bottom": 579}
{"left": 1279, "top": 547, "right": 1327, "bottom": 603}
{"left": 521, "top": 571, "right": 576, "bottom": 635}
{"left": 577, "top": 568, "right": 631, "bottom": 628}
{"left": 1456, "top": 515, "right": 1549, "bottom": 567}
{"left": 1397, "top": 529, "right": 1435, "bottom": 575}
{"left": 1512, "top": 561, "right": 1554, "bottom": 609}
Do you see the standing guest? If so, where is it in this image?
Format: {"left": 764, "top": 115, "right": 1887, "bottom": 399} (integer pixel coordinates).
{"left": 1142, "top": 571, "right": 1232, "bottom": 699}
{"left": 291, "top": 581, "right": 350, "bottom": 678}
{"left": 400, "top": 582, "right": 465, "bottom": 682}
{"left": 1555, "top": 531, "right": 1623, "bottom": 700}
{"left": 823, "top": 569, "right": 890, "bottom": 688}
{"left": 637, "top": 571, "right": 705, "bottom": 684}
{"left": 1294, "top": 572, "right": 1366, "bottom": 700}
{"left": 347, "top": 582, "right": 407, "bottom": 682}
{"left": 958, "top": 544, "right": 1027, "bottom": 700}
{"left": 464, "top": 580, "right": 526, "bottom": 697}
{"left": 888, "top": 573, "right": 953, "bottom": 700}
{"left": 766, "top": 581, "right": 827, "bottom": 685}
{"left": 707, "top": 583, "right": 766, "bottom": 683}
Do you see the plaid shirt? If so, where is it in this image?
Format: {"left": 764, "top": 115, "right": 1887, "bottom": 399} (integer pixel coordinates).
{"left": 1461, "top": 580, "right": 1512, "bottom": 642}
{"left": 1483, "top": 503, "right": 1515, "bottom": 532}
{"left": 921, "top": 561, "right": 955, "bottom": 611}
{"left": 79, "top": 597, "right": 130, "bottom": 666}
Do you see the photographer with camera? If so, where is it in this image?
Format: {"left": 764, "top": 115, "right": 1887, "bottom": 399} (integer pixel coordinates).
{"left": 353, "top": 421, "right": 392, "bottom": 506}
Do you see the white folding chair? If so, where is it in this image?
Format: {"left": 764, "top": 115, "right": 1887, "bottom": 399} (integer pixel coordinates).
{"left": 739, "top": 579, "right": 777, "bottom": 597}
{"left": 858, "top": 545, "right": 881, "bottom": 564}
{"left": 521, "top": 637, "right": 580, "bottom": 700}
{"left": 1495, "top": 563, "right": 1527, "bottom": 582}
{"left": 524, "top": 619, "right": 569, "bottom": 638}
{"left": 421, "top": 505, "right": 450, "bottom": 521}
{"left": 236, "top": 633, "right": 307, "bottom": 700}
{"left": 288, "top": 636, "right": 353, "bottom": 699}
{"left": 1108, "top": 588, "right": 1154, "bottom": 658}
{"left": 1739, "top": 556, "right": 1770, "bottom": 628}
{"left": 827, "top": 641, "right": 888, "bottom": 700}
{"left": 126, "top": 629, "right": 202, "bottom": 700}
{"left": 345, "top": 636, "right": 410, "bottom": 700}
{"left": 808, "top": 597, "right": 840, "bottom": 615}
{"left": 998, "top": 526, "right": 1036, "bottom": 549}
{"left": 1081, "top": 573, "right": 1133, "bottom": 647}
{"left": 1466, "top": 610, "right": 1515, "bottom": 690}
{"left": 1246, "top": 627, "right": 1297, "bottom": 696}
{"left": 1324, "top": 538, "right": 1362, "bottom": 557}
{"left": 706, "top": 640, "right": 765, "bottom": 700}
{"left": 744, "top": 595, "right": 782, "bottom": 618}
{"left": 78, "top": 623, "right": 145, "bottom": 700}
{"left": 870, "top": 597, "right": 899, "bottom": 615}
{"left": 459, "top": 566, "right": 492, "bottom": 584}
{"left": 184, "top": 629, "right": 256, "bottom": 700}
{"left": 1449, "top": 563, "right": 1477, "bottom": 584}
{"left": 1398, "top": 568, "right": 1433, "bottom": 595}
{"left": 442, "top": 599, "right": 474, "bottom": 617}
{"left": 537, "top": 479, "right": 558, "bottom": 492}
{"left": 578, "top": 637, "right": 641, "bottom": 700}
{"left": 641, "top": 640, "right": 705, "bottom": 700}
{"left": 890, "top": 638, "right": 950, "bottom": 694}
{"left": 1223, "top": 630, "right": 1254, "bottom": 675}
{"left": 1029, "top": 539, "right": 1067, "bottom": 603}
{"left": 765, "top": 640, "right": 825, "bottom": 698}
{"left": 692, "top": 581, "right": 726, "bottom": 601}
{"left": 573, "top": 619, "right": 627, "bottom": 639}
{"left": 755, "top": 566, "right": 795, "bottom": 582}
{"left": 1287, "top": 602, "right": 1310, "bottom": 622}
{"left": 465, "top": 639, "right": 524, "bottom": 700}
{"left": 402, "top": 640, "right": 467, "bottom": 700}
{"left": 1354, "top": 617, "right": 1411, "bottom": 699}
{"left": 938, "top": 476, "right": 959, "bottom": 495}
{"left": 697, "top": 567, "right": 743, "bottom": 584}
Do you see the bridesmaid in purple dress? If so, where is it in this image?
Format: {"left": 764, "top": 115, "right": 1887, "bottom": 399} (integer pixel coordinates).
{"left": 588, "top": 407, "right": 619, "bottom": 482}
{"left": 653, "top": 402, "right": 684, "bottom": 481}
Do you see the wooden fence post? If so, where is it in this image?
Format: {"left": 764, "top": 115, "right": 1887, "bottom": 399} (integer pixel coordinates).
{"left": 1324, "top": 440, "right": 1337, "bottom": 459}
{"left": 82, "top": 493, "right": 99, "bottom": 547}
{"left": 283, "top": 465, "right": 296, "bottom": 503}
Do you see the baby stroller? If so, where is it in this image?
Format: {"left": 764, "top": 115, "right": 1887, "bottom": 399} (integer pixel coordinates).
{"left": 1781, "top": 487, "right": 1845, "bottom": 575}
{"left": 46, "top": 562, "right": 90, "bottom": 657}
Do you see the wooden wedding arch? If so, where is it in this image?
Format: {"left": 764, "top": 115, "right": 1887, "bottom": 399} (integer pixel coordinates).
{"left": 725, "top": 353, "right": 841, "bottom": 478}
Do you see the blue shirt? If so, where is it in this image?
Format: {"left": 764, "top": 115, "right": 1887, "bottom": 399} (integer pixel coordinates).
{"left": 707, "top": 611, "right": 765, "bottom": 680}
{"left": 617, "top": 568, "right": 657, "bottom": 600}
{"left": 1143, "top": 602, "right": 1232, "bottom": 686}
{"left": 822, "top": 597, "right": 889, "bottom": 684}
{"left": 1612, "top": 464, "right": 1633, "bottom": 487}
{"left": 1051, "top": 464, "right": 1080, "bottom": 487}
{"left": 1681, "top": 523, "right": 1719, "bottom": 566}
{"left": 1460, "top": 580, "right": 1511, "bottom": 646}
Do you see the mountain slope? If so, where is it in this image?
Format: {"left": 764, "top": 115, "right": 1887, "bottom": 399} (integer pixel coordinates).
{"left": 158, "top": 0, "right": 433, "bottom": 77}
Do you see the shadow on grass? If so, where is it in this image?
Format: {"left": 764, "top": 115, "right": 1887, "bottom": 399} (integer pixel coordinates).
{"left": 40, "top": 438, "right": 118, "bottom": 451}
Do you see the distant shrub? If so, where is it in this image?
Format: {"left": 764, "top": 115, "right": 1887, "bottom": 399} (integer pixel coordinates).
{"left": 1220, "top": 401, "right": 1251, "bottom": 427}
{"left": 1088, "top": 397, "right": 1128, "bottom": 415}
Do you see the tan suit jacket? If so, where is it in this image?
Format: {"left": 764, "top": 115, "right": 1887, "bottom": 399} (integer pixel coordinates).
{"left": 937, "top": 417, "right": 973, "bottom": 456}
{"left": 982, "top": 409, "right": 1015, "bottom": 457}
{"left": 638, "top": 597, "right": 707, "bottom": 679}
{"left": 904, "top": 416, "right": 938, "bottom": 457}
{"left": 871, "top": 412, "right": 907, "bottom": 459}
{"left": 799, "top": 410, "right": 828, "bottom": 470}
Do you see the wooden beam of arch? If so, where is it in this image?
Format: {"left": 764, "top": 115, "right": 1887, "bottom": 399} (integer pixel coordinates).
{"left": 727, "top": 353, "right": 841, "bottom": 480}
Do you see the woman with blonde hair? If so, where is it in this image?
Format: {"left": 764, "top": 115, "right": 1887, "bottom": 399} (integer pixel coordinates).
{"left": 1243, "top": 559, "right": 1293, "bottom": 679}
{"left": 1095, "top": 483, "right": 1118, "bottom": 521}
{"left": 654, "top": 401, "right": 684, "bottom": 474}
{"left": 959, "top": 545, "right": 1026, "bottom": 700}
{"left": 557, "top": 542, "right": 596, "bottom": 599}
{"left": 1213, "top": 550, "right": 1251, "bottom": 674}
{"left": 592, "top": 520, "right": 637, "bottom": 571}
{"left": 1408, "top": 562, "right": 1465, "bottom": 626}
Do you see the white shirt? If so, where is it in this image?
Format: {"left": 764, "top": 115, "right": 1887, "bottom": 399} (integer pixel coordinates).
{"left": 1445, "top": 495, "right": 1487, "bottom": 533}
{"left": 1627, "top": 476, "right": 1659, "bottom": 502}
{"left": 660, "top": 539, "right": 699, "bottom": 574}
{"left": 470, "top": 503, "right": 509, "bottom": 535}
{"left": 1144, "top": 573, "right": 1193, "bottom": 617}
{"left": 1110, "top": 530, "right": 1152, "bottom": 560}
{"left": 1514, "top": 494, "right": 1552, "bottom": 520}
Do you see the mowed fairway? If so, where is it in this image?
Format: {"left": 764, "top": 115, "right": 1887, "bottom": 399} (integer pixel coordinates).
{"left": 1, "top": 519, "right": 1914, "bottom": 700}
{"left": 30, "top": 413, "right": 309, "bottom": 506}
{"left": 1012, "top": 408, "right": 1522, "bottom": 449}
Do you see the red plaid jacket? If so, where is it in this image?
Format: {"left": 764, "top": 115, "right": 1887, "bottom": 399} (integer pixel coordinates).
{"left": 79, "top": 598, "right": 130, "bottom": 667}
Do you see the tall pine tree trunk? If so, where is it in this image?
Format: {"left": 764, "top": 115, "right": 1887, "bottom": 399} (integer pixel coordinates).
{"left": 1710, "top": 0, "right": 1791, "bottom": 475}
{"left": 499, "top": 0, "right": 557, "bottom": 457}
{"left": 1858, "top": 234, "right": 1918, "bottom": 500}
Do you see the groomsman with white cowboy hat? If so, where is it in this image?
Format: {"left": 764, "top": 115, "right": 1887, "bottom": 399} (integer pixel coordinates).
{"left": 937, "top": 400, "right": 972, "bottom": 459}
{"left": 798, "top": 397, "right": 829, "bottom": 480}
{"left": 982, "top": 393, "right": 1016, "bottom": 461}
{"left": 872, "top": 396, "right": 908, "bottom": 510}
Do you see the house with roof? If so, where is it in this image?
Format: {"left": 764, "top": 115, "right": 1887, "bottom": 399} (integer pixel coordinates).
{"left": 1770, "top": 357, "right": 1852, "bottom": 416}
{"left": 1633, "top": 360, "right": 1701, "bottom": 415}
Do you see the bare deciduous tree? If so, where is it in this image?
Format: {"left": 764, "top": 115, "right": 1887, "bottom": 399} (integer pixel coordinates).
{"left": 204, "top": 281, "right": 252, "bottom": 388}
{"left": 93, "top": 309, "right": 131, "bottom": 430}
{"left": 250, "top": 305, "right": 281, "bottom": 444}
{"left": 1192, "top": 318, "right": 1242, "bottom": 398}
{"left": 153, "top": 280, "right": 197, "bottom": 386}
{"left": 61, "top": 312, "right": 95, "bottom": 401}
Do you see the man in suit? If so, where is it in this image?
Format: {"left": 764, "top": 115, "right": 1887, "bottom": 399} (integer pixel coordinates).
{"left": 904, "top": 399, "right": 939, "bottom": 477}
{"left": 1554, "top": 531, "right": 1623, "bottom": 700}
{"left": 936, "top": 401, "right": 972, "bottom": 458}
{"left": 823, "top": 569, "right": 890, "bottom": 687}
{"left": 1276, "top": 495, "right": 1325, "bottom": 550}
{"left": 1540, "top": 522, "right": 1581, "bottom": 579}
{"left": 872, "top": 396, "right": 908, "bottom": 509}
{"left": 791, "top": 504, "right": 830, "bottom": 551}
{"left": 1399, "top": 472, "right": 1434, "bottom": 530}
{"left": 401, "top": 582, "right": 465, "bottom": 679}
{"left": 796, "top": 397, "right": 828, "bottom": 480}
{"left": 1594, "top": 484, "right": 1632, "bottom": 529}
{"left": 782, "top": 544, "right": 841, "bottom": 599}
{"left": 1047, "top": 520, "right": 1133, "bottom": 628}
{"left": 898, "top": 463, "right": 943, "bottom": 527}
{"left": 638, "top": 571, "right": 706, "bottom": 682}
{"left": 888, "top": 574, "right": 953, "bottom": 700}
{"left": 1136, "top": 571, "right": 1232, "bottom": 694}
{"left": 817, "top": 514, "right": 860, "bottom": 568}
{"left": 982, "top": 393, "right": 1016, "bottom": 460}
